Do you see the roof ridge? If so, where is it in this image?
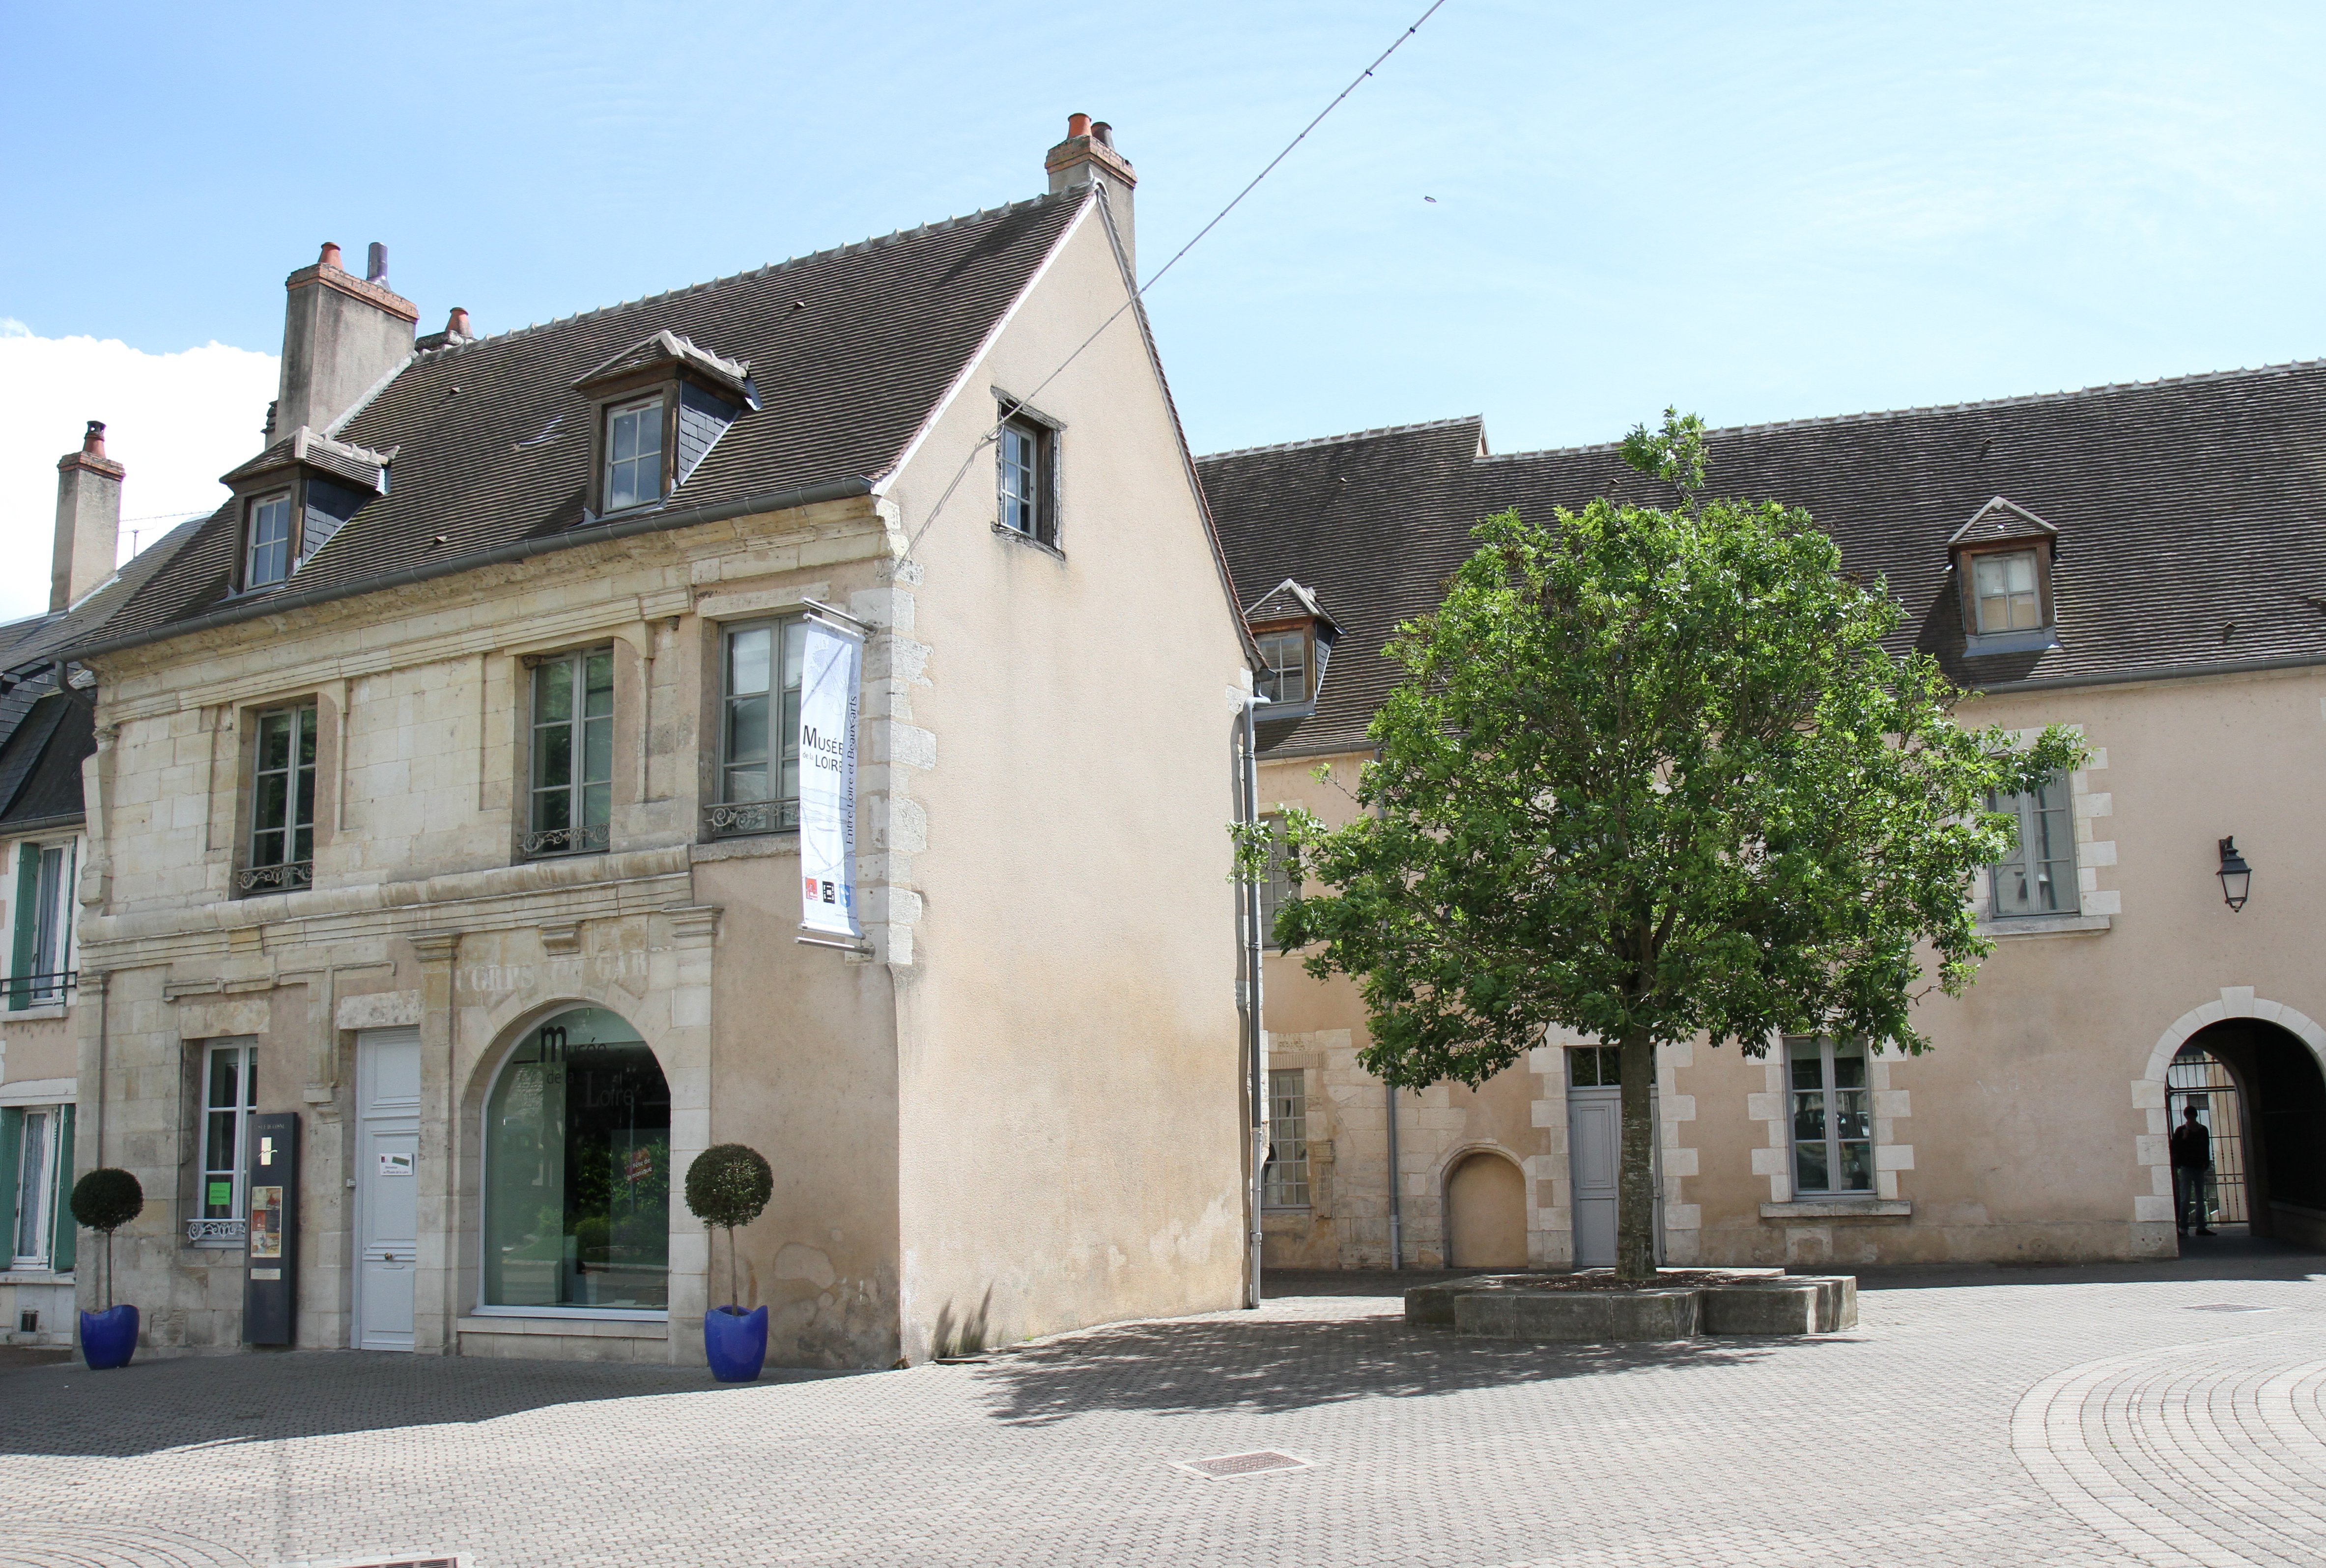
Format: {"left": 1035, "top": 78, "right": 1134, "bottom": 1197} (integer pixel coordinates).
{"left": 422, "top": 191, "right": 1071, "bottom": 355}
{"left": 1196, "top": 415, "right": 1484, "bottom": 465}
{"left": 1475, "top": 356, "right": 2326, "bottom": 464}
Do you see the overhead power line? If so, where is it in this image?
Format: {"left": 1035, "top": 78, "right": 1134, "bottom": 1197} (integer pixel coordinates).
{"left": 900, "top": 0, "right": 1450, "bottom": 565}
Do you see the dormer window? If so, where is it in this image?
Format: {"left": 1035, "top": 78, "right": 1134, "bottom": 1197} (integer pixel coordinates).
{"left": 1240, "top": 579, "right": 1343, "bottom": 714}
{"left": 245, "top": 492, "right": 294, "bottom": 588}
{"left": 574, "top": 332, "right": 753, "bottom": 520}
{"left": 603, "top": 395, "right": 666, "bottom": 513}
{"left": 1948, "top": 498, "right": 2061, "bottom": 656}
{"left": 221, "top": 428, "right": 390, "bottom": 592}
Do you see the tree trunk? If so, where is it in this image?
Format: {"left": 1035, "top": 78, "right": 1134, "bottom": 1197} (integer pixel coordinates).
{"left": 1616, "top": 1025, "right": 1658, "bottom": 1281}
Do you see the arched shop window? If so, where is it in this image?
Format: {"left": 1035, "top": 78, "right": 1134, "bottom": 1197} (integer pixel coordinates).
{"left": 482, "top": 1007, "right": 671, "bottom": 1312}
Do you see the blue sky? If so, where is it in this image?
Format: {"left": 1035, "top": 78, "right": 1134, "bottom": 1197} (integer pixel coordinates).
{"left": 3, "top": 1, "right": 2323, "bottom": 611}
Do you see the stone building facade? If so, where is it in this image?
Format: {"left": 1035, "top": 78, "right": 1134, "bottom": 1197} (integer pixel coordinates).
{"left": 1203, "top": 382, "right": 2326, "bottom": 1273}
{"left": 62, "top": 119, "right": 1256, "bottom": 1367}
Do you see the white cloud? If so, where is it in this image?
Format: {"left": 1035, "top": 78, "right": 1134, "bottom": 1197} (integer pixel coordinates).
{"left": 0, "top": 329, "right": 278, "bottom": 621}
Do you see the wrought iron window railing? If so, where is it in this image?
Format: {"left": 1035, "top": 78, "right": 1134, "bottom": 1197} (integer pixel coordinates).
{"left": 0, "top": 971, "right": 76, "bottom": 1008}
{"left": 236, "top": 861, "right": 313, "bottom": 895}
{"left": 702, "top": 799, "right": 797, "bottom": 840}
{"left": 185, "top": 1217, "right": 247, "bottom": 1244}
{"left": 521, "top": 823, "right": 610, "bottom": 858}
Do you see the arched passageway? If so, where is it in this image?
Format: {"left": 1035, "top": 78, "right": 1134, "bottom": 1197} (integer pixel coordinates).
{"left": 2173, "top": 1019, "right": 2326, "bottom": 1249}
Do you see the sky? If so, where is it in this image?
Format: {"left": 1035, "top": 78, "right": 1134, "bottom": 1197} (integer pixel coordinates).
{"left": 3, "top": 1, "right": 2323, "bottom": 619}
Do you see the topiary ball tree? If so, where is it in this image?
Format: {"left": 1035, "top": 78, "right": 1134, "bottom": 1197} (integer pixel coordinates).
{"left": 71, "top": 1168, "right": 143, "bottom": 1310}
{"left": 685, "top": 1144, "right": 773, "bottom": 1313}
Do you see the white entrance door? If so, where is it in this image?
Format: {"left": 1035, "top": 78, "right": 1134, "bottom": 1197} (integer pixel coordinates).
{"left": 1567, "top": 1083, "right": 1662, "bottom": 1269}
{"left": 354, "top": 1026, "right": 422, "bottom": 1351}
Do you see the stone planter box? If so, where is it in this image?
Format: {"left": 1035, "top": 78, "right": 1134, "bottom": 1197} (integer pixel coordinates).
{"left": 1406, "top": 1269, "right": 1856, "bottom": 1342}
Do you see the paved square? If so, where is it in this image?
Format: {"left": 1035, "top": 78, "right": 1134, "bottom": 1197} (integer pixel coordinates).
{"left": 5, "top": 1254, "right": 2324, "bottom": 1568}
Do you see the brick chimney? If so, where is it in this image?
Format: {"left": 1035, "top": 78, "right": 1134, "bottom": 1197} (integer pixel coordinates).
{"left": 271, "top": 239, "right": 419, "bottom": 438}
{"left": 1045, "top": 113, "right": 1137, "bottom": 273}
{"left": 53, "top": 420, "right": 124, "bottom": 612}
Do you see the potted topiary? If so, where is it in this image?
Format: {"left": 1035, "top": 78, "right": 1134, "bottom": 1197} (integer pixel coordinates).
{"left": 685, "top": 1143, "right": 773, "bottom": 1382}
{"left": 71, "top": 1167, "right": 144, "bottom": 1371}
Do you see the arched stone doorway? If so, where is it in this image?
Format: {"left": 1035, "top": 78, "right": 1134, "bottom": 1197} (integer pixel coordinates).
{"left": 2174, "top": 1018, "right": 2326, "bottom": 1247}
{"left": 1445, "top": 1149, "right": 1529, "bottom": 1268}
{"left": 479, "top": 1006, "right": 674, "bottom": 1311}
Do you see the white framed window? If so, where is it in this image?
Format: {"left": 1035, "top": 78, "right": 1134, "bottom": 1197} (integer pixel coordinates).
{"left": 245, "top": 491, "right": 295, "bottom": 588}
{"left": 9, "top": 839, "right": 75, "bottom": 1009}
{"left": 603, "top": 396, "right": 665, "bottom": 512}
{"left": 1568, "top": 1045, "right": 1623, "bottom": 1087}
{"left": 1986, "top": 772, "right": 2077, "bottom": 919}
{"left": 1971, "top": 549, "right": 2042, "bottom": 634}
{"left": 1787, "top": 1036, "right": 1872, "bottom": 1195}
{"left": 527, "top": 648, "right": 615, "bottom": 857}
{"left": 709, "top": 617, "right": 807, "bottom": 838}
{"left": 1264, "top": 1067, "right": 1309, "bottom": 1208}
{"left": 1255, "top": 630, "right": 1309, "bottom": 705}
{"left": 996, "top": 414, "right": 1057, "bottom": 544}
{"left": 199, "top": 1041, "right": 258, "bottom": 1240}
{"left": 7, "top": 1105, "right": 65, "bottom": 1267}
{"left": 243, "top": 704, "right": 317, "bottom": 894}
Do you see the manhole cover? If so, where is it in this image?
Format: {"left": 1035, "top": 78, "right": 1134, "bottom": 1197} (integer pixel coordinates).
{"left": 1173, "top": 1450, "right": 1313, "bottom": 1480}
{"left": 2185, "top": 1303, "right": 2276, "bottom": 1314}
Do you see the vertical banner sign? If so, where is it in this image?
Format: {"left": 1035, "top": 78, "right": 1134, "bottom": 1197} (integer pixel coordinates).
{"left": 798, "top": 615, "right": 863, "bottom": 940}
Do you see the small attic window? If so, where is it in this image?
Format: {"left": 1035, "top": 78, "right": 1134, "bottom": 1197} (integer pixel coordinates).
{"left": 603, "top": 395, "right": 665, "bottom": 513}
{"left": 1971, "top": 550, "right": 2041, "bottom": 634}
{"left": 1255, "top": 629, "right": 1309, "bottom": 703}
{"left": 1948, "top": 498, "right": 2061, "bottom": 657}
{"left": 245, "top": 492, "right": 294, "bottom": 588}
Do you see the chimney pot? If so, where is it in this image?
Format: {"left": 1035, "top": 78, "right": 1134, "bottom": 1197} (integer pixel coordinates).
{"left": 447, "top": 307, "right": 472, "bottom": 337}
{"left": 1067, "top": 112, "right": 1091, "bottom": 139}
{"left": 319, "top": 241, "right": 343, "bottom": 270}
{"left": 1091, "top": 120, "right": 1113, "bottom": 147}
{"left": 367, "top": 242, "right": 389, "bottom": 283}
{"left": 83, "top": 420, "right": 108, "bottom": 459}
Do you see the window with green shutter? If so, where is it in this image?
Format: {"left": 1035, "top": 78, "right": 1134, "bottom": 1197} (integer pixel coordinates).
{"left": 49, "top": 1104, "right": 74, "bottom": 1274}
{"left": 8, "top": 843, "right": 37, "bottom": 1011}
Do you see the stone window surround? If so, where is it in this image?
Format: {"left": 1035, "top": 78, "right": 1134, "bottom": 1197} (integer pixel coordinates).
{"left": 1748, "top": 1036, "right": 1915, "bottom": 1205}
{"left": 1975, "top": 729, "right": 2117, "bottom": 937}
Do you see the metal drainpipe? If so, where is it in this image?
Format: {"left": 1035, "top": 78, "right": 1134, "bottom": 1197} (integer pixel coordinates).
{"left": 1387, "top": 1080, "right": 1403, "bottom": 1269}
{"left": 1241, "top": 695, "right": 1266, "bottom": 1309}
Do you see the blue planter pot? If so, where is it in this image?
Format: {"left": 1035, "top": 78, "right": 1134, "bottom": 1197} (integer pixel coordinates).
{"left": 704, "top": 1305, "right": 768, "bottom": 1382}
{"left": 80, "top": 1304, "right": 139, "bottom": 1371}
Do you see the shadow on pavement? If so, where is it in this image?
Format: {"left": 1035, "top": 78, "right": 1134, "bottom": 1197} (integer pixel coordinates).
{"left": 1851, "top": 1230, "right": 2326, "bottom": 1291}
{"left": 0, "top": 1348, "right": 854, "bottom": 1458}
{"left": 967, "top": 1303, "right": 1818, "bottom": 1425}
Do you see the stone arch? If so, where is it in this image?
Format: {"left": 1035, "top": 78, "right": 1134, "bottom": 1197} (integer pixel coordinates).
{"left": 471, "top": 1000, "right": 676, "bottom": 1317}
{"left": 2131, "top": 989, "right": 2326, "bottom": 1238}
{"left": 1439, "top": 1143, "right": 1532, "bottom": 1269}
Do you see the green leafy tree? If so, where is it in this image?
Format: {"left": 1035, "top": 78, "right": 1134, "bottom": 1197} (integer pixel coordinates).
{"left": 685, "top": 1143, "right": 773, "bottom": 1312}
{"left": 1241, "top": 411, "right": 2083, "bottom": 1280}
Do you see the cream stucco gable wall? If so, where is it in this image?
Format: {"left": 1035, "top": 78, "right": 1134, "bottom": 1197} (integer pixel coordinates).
{"left": 878, "top": 193, "right": 1253, "bottom": 1356}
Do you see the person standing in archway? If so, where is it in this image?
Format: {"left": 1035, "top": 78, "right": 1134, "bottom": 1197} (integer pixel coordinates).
{"left": 2172, "top": 1100, "right": 2217, "bottom": 1237}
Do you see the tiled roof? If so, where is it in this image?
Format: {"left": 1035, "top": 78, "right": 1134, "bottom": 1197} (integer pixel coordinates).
{"left": 1200, "top": 362, "right": 2326, "bottom": 756}
{"left": 77, "top": 191, "right": 1091, "bottom": 654}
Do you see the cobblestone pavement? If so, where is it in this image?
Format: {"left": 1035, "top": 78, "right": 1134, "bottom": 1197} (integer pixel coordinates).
{"left": 3, "top": 1255, "right": 2324, "bottom": 1568}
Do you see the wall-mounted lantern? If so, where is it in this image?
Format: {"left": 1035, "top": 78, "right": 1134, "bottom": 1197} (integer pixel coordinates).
{"left": 2216, "top": 837, "right": 2253, "bottom": 912}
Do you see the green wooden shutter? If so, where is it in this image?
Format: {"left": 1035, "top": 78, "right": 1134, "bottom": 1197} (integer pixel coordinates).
{"left": 0, "top": 1107, "right": 21, "bottom": 1259}
{"left": 8, "top": 843, "right": 39, "bottom": 1011}
{"left": 49, "top": 1104, "right": 75, "bottom": 1273}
